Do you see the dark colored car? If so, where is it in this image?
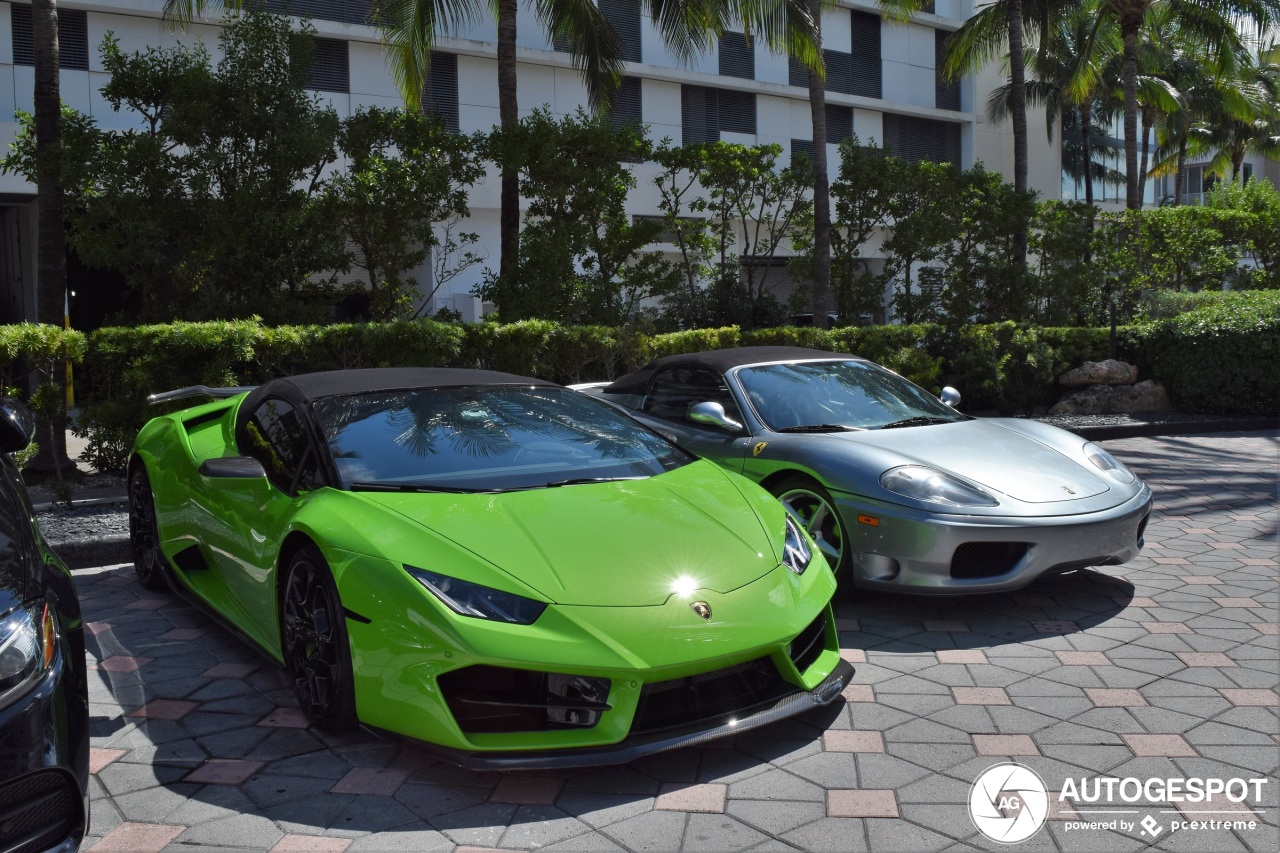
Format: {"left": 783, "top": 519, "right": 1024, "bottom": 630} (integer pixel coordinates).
{"left": 0, "top": 399, "right": 89, "bottom": 852}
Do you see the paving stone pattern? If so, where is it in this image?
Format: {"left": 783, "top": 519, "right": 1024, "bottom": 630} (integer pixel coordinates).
{"left": 71, "top": 432, "right": 1278, "bottom": 852}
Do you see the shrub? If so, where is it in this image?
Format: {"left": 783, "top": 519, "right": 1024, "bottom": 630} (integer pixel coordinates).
{"left": 1134, "top": 291, "right": 1280, "bottom": 415}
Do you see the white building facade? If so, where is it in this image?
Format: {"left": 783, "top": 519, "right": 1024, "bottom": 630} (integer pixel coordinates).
{"left": 2, "top": 0, "right": 1064, "bottom": 323}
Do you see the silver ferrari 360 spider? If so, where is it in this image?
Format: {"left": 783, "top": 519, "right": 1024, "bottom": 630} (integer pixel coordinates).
{"left": 577, "top": 346, "right": 1152, "bottom": 595}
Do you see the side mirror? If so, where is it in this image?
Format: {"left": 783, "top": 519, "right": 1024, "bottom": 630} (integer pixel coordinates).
{"left": 688, "top": 401, "right": 744, "bottom": 433}
{"left": 0, "top": 398, "right": 37, "bottom": 454}
{"left": 199, "top": 456, "right": 268, "bottom": 479}
{"left": 940, "top": 387, "right": 961, "bottom": 409}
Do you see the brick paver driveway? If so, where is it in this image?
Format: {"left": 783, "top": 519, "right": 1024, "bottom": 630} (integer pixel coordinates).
{"left": 76, "top": 432, "right": 1278, "bottom": 852}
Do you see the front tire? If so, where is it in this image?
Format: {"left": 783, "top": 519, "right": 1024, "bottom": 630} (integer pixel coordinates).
{"left": 771, "top": 475, "right": 850, "bottom": 580}
{"left": 280, "top": 545, "right": 357, "bottom": 732}
{"left": 128, "top": 465, "right": 167, "bottom": 591}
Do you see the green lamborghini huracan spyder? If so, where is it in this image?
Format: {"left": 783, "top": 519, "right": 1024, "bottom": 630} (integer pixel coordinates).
{"left": 128, "top": 368, "right": 853, "bottom": 768}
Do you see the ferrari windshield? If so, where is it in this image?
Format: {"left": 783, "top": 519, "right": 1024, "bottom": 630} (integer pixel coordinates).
{"left": 312, "top": 385, "right": 693, "bottom": 492}
{"left": 736, "top": 360, "right": 966, "bottom": 431}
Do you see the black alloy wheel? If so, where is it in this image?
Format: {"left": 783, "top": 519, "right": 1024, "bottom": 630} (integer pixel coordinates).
{"left": 128, "top": 465, "right": 168, "bottom": 591}
{"left": 280, "top": 545, "right": 357, "bottom": 732}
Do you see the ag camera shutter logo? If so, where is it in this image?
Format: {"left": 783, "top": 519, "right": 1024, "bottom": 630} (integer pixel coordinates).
{"left": 969, "top": 763, "right": 1050, "bottom": 843}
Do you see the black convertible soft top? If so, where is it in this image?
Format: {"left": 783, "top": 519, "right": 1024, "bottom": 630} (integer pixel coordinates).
{"left": 234, "top": 367, "right": 555, "bottom": 450}
{"left": 604, "top": 346, "right": 860, "bottom": 395}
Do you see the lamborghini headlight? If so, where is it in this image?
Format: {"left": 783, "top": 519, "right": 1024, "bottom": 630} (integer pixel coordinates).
{"left": 406, "top": 567, "right": 547, "bottom": 625}
{"left": 0, "top": 603, "right": 55, "bottom": 711}
{"left": 782, "top": 516, "right": 813, "bottom": 575}
{"left": 1084, "top": 442, "right": 1136, "bottom": 484}
{"left": 880, "top": 466, "right": 999, "bottom": 507}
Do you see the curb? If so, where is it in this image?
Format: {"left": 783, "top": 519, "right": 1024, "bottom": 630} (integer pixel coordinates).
{"left": 1063, "top": 417, "right": 1279, "bottom": 441}
{"left": 53, "top": 535, "right": 131, "bottom": 571}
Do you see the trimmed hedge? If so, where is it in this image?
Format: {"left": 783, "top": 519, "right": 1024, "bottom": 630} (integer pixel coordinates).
{"left": 1136, "top": 291, "right": 1280, "bottom": 416}
{"left": 8, "top": 294, "right": 1265, "bottom": 473}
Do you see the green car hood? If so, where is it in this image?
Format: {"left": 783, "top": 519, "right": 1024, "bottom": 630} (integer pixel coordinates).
{"left": 357, "top": 461, "right": 781, "bottom": 607}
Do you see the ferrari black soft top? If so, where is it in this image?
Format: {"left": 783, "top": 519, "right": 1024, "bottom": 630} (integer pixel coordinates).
{"left": 604, "top": 346, "right": 861, "bottom": 395}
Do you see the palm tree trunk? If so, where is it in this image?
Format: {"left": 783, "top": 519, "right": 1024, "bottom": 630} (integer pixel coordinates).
{"left": 31, "top": 0, "right": 71, "bottom": 473}
{"left": 1006, "top": 0, "right": 1028, "bottom": 265}
{"left": 1139, "top": 112, "right": 1152, "bottom": 203}
{"left": 1081, "top": 105, "right": 1094, "bottom": 208}
{"left": 806, "top": 2, "right": 832, "bottom": 330}
{"left": 1173, "top": 141, "right": 1186, "bottom": 207}
{"left": 497, "top": 0, "right": 521, "bottom": 320}
{"left": 1120, "top": 11, "right": 1143, "bottom": 209}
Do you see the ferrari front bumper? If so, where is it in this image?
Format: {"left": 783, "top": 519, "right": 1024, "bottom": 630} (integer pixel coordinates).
{"left": 838, "top": 484, "right": 1154, "bottom": 594}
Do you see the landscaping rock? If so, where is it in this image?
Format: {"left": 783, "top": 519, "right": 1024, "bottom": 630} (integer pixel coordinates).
{"left": 1049, "top": 380, "right": 1173, "bottom": 415}
{"left": 1058, "top": 359, "right": 1139, "bottom": 388}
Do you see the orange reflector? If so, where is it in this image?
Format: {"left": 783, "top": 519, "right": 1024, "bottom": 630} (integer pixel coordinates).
{"left": 857, "top": 515, "right": 879, "bottom": 527}
{"left": 40, "top": 603, "right": 56, "bottom": 668}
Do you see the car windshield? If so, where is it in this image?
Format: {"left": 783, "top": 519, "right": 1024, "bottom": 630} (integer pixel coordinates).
{"left": 312, "top": 385, "right": 693, "bottom": 492}
{"left": 736, "top": 360, "right": 966, "bottom": 431}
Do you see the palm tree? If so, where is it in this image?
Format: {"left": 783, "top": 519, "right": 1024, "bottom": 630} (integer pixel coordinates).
{"left": 913, "top": 0, "right": 1078, "bottom": 266}
{"left": 986, "top": 2, "right": 1120, "bottom": 208}
{"left": 1186, "top": 41, "right": 1280, "bottom": 182}
{"left": 1089, "top": 0, "right": 1280, "bottom": 209}
{"left": 29, "top": 0, "right": 74, "bottom": 472}
{"left": 805, "top": 0, "right": 832, "bottom": 329}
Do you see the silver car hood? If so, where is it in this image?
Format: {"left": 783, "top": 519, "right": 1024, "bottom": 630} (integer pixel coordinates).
{"left": 825, "top": 419, "right": 1109, "bottom": 504}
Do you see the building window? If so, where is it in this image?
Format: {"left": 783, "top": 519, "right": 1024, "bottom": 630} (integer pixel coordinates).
{"left": 609, "top": 76, "right": 643, "bottom": 130}
{"left": 306, "top": 37, "right": 349, "bottom": 92}
{"left": 882, "top": 114, "right": 960, "bottom": 166}
{"left": 266, "top": 1, "right": 374, "bottom": 26}
{"left": 935, "top": 30, "right": 960, "bottom": 111}
{"left": 423, "top": 52, "right": 460, "bottom": 133}
{"left": 826, "top": 104, "right": 853, "bottom": 143}
{"left": 849, "top": 11, "right": 881, "bottom": 100}
{"left": 601, "top": 0, "right": 641, "bottom": 63}
{"left": 789, "top": 49, "right": 853, "bottom": 96}
{"left": 682, "top": 86, "right": 756, "bottom": 144}
{"left": 719, "top": 31, "right": 754, "bottom": 79}
{"left": 10, "top": 4, "right": 90, "bottom": 70}
{"left": 790, "top": 138, "right": 814, "bottom": 166}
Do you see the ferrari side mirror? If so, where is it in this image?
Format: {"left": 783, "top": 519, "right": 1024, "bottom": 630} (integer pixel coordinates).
{"left": 940, "top": 387, "right": 961, "bottom": 409}
{"left": 0, "top": 398, "right": 36, "bottom": 454}
{"left": 688, "top": 401, "right": 745, "bottom": 433}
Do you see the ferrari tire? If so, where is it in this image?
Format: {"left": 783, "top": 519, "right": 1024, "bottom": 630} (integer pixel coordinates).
{"left": 128, "top": 465, "right": 168, "bottom": 591}
{"left": 280, "top": 545, "right": 357, "bottom": 733}
{"left": 771, "top": 475, "right": 850, "bottom": 580}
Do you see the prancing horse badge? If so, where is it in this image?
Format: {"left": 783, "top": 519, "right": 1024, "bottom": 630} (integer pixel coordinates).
{"left": 691, "top": 601, "right": 712, "bottom": 621}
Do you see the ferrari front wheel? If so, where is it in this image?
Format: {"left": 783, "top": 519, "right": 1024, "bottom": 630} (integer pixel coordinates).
{"left": 772, "top": 475, "right": 850, "bottom": 579}
{"left": 128, "top": 465, "right": 167, "bottom": 591}
{"left": 280, "top": 545, "right": 357, "bottom": 732}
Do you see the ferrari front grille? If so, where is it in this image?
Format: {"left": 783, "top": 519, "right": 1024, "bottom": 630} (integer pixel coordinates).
{"left": 950, "top": 542, "right": 1029, "bottom": 579}
{"left": 788, "top": 612, "right": 828, "bottom": 674}
{"left": 439, "top": 666, "right": 611, "bottom": 734}
{"left": 630, "top": 657, "right": 791, "bottom": 737}
{"left": 0, "top": 769, "right": 80, "bottom": 853}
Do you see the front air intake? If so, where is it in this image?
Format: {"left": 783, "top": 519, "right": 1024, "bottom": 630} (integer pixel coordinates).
{"left": 950, "top": 542, "right": 1029, "bottom": 579}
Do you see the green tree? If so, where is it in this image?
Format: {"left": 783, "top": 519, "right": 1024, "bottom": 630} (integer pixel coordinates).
{"left": 1030, "top": 200, "right": 1108, "bottom": 323}
{"left": 5, "top": 10, "right": 346, "bottom": 322}
{"left": 479, "top": 109, "right": 675, "bottom": 325}
{"left": 884, "top": 160, "right": 962, "bottom": 323}
{"left": 1204, "top": 177, "right": 1280, "bottom": 288}
{"left": 328, "top": 108, "right": 484, "bottom": 320}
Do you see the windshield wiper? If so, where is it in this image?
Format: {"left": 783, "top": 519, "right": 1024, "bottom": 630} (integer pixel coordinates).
{"left": 878, "top": 416, "right": 955, "bottom": 430}
{"left": 539, "top": 476, "right": 648, "bottom": 488}
{"left": 774, "top": 424, "right": 860, "bottom": 433}
{"left": 349, "top": 481, "right": 494, "bottom": 494}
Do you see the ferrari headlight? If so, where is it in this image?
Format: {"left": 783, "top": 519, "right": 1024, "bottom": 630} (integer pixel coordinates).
{"left": 782, "top": 516, "right": 813, "bottom": 575}
{"left": 406, "top": 567, "right": 547, "bottom": 625}
{"left": 880, "top": 466, "right": 999, "bottom": 507}
{"left": 1084, "top": 442, "right": 1136, "bottom": 484}
{"left": 0, "top": 603, "right": 55, "bottom": 711}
